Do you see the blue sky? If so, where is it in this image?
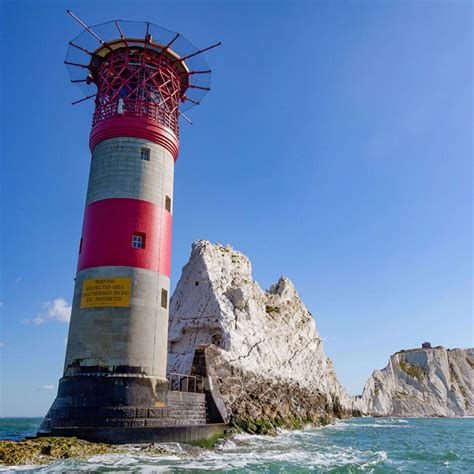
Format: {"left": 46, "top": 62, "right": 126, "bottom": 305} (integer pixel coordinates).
{"left": 0, "top": 0, "right": 472, "bottom": 416}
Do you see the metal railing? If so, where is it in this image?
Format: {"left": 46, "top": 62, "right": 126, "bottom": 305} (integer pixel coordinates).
{"left": 92, "top": 98, "right": 179, "bottom": 135}
{"left": 167, "top": 372, "right": 204, "bottom": 393}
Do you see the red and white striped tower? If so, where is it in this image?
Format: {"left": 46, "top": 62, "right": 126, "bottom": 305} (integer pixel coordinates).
{"left": 40, "top": 13, "right": 219, "bottom": 438}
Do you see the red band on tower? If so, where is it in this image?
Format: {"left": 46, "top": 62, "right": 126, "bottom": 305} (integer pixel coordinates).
{"left": 89, "top": 115, "right": 179, "bottom": 159}
{"left": 78, "top": 198, "right": 172, "bottom": 276}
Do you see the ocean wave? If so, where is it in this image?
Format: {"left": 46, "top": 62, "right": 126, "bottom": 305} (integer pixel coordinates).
{"left": 163, "top": 444, "right": 390, "bottom": 471}
{"left": 2, "top": 418, "right": 471, "bottom": 472}
{"left": 377, "top": 418, "right": 410, "bottom": 424}
{"left": 3, "top": 432, "right": 391, "bottom": 473}
{"left": 359, "top": 423, "right": 411, "bottom": 429}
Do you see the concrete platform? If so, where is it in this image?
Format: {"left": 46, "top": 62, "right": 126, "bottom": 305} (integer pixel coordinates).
{"left": 38, "top": 423, "right": 229, "bottom": 445}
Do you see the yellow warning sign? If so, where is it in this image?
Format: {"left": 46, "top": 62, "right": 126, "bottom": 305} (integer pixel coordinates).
{"left": 80, "top": 278, "right": 132, "bottom": 308}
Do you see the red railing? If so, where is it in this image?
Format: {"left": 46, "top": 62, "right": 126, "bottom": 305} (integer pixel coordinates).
{"left": 92, "top": 98, "right": 179, "bottom": 136}
{"left": 91, "top": 46, "right": 182, "bottom": 137}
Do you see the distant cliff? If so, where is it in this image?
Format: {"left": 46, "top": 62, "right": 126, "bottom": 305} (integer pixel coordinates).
{"left": 357, "top": 347, "right": 473, "bottom": 417}
{"left": 168, "top": 241, "right": 356, "bottom": 432}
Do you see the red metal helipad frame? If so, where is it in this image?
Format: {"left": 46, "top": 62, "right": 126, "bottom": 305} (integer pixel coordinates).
{"left": 65, "top": 12, "right": 220, "bottom": 154}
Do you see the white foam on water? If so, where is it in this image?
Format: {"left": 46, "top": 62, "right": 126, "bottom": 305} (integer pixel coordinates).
{"left": 214, "top": 438, "right": 238, "bottom": 451}
{"left": 377, "top": 418, "right": 410, "bottom": 424}
{"left": 2, "top": 446, "right": 390, "bottom": 472}
{"left": 0, "top": 464, "right": 39, "bottom": 472}
{"left": 358, "top": 423, "right": 411, "bottom": 429}
{"left": 0, "top": 424, "right": 395, "bottom": 472}
{"left": 151, "top": 429, "right": 392, "bottom": 472}
{"left": 318, "top": 420, "right": 351, "bottom": 431}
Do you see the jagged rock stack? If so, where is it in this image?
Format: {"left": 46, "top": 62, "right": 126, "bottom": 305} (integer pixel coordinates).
{"left": 168, "top": 241, "right": 357, "bottom": 431}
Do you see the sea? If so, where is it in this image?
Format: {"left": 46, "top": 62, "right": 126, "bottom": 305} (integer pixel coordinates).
{"left": 0, "top": 417, "right": 473, "bottom": 472}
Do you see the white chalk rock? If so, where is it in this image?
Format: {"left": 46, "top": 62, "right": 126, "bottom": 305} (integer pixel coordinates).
{"left": 357, "top": 347, "right": 473, "bottom": 417}
{"left": 168, "top": 240, "right": 353, "bottom": 420}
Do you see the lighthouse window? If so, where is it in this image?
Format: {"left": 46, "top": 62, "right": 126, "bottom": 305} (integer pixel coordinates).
{"left": 165, "top": 195, "right": 171, "bottom": 212}
{"left": 132, "top": 233, "right": 145, "bottom": 249}
{"left": 79, "top": 238, "right": 83, "bottom": 254}
{"left": 161, "top": 289, "right": 168, "bottom": 309}
{"left": 140, "top": 147, "right": 150, "bottom": 161}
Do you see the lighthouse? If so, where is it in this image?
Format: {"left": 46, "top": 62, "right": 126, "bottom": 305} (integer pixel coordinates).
{"left": 39, "top": 13, "right": 220, "bottom": 442}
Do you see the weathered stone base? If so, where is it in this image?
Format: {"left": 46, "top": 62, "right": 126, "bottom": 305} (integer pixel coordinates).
{"left": 48, "top": 374, "right": 169, "bottom": 410}
{"left": 38, "top": 375, "right": 228, "bottom": 443}
{"left": 39, "top": 374, "right": 168, "bottom": 433}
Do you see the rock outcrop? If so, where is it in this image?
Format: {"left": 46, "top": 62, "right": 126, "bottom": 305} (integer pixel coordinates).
{"left": 168, "top": 241, "right": 356, "bottom": 431}
{"left": 357, "top": 347, "right": 473, "bottom": 417}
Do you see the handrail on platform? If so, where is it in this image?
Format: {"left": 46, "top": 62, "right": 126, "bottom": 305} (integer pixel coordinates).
{"left": 167, "top": 372, "right": 204, "bottom": 393}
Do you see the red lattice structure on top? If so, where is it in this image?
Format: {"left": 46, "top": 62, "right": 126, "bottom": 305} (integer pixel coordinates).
{"left": 65, "top": 12, "right": 220, "bottom": 158}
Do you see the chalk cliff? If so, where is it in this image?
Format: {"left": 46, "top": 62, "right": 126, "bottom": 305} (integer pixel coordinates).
{"left": 357, "top": 347, "right": 473, "bottom": 417}
{"left": 168, "top": 241, "right": 355, "bottom": 430}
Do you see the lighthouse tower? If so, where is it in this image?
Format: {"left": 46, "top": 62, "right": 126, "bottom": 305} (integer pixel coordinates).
{"left": 40, "top": 13, "right": 219, "bottom": 440}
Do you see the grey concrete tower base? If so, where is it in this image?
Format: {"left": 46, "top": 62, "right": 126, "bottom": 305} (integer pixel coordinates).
{"left": 38, "top": 374, "right": 169, "bottom": 433}
{"left": 38, "top": 380, "right": 229, "bottom": 445}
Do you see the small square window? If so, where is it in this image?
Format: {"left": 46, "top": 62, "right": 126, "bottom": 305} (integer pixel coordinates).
{"left": 79, "top": 237, "right": 83, "bottom": 254}
{"left": 132, "top": 233, "right": 145, "bottom": 249}
{"left": 165, "top": 195, "right": 172, "bottom": 212}
{"left": 141, "top": 147, "right": 150, "bottom": 161}
{"left": 161, "top": 289, "right": 168, "bottom": 309}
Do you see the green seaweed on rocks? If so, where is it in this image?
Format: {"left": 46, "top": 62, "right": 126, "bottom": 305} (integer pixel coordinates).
{"left": 0, "top": 437, "right": 173, "bottom": 467}
{"left": 234, "top": 415, "right": 333, "bottom": 436}
{"left": 0, "top": 437, "right": 112, "bottom": 466}
{"left": 189, "top": 431, "right": 233, "bottom": 449}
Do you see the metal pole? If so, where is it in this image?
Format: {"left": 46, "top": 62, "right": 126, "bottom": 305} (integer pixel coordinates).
{"left": 67, "top": 10, "right": 105, "bottom": 43}
{"left": 66, "top": 10, "right": 113, "bottom": 52}
{"left": 173, "top": 42, "right": 221, "bottom": 63}
{"left": 71, "top": 93, "right": 96, "bottom": 105}
{"left": 64, "top": 60, "right": 89, "bottom": 69}
{"left": 179, "top": 111, "right": 193, "bottom": 124}
{"left": 69, "top": 41, "right": 94, "bottom": 56}
{"left": 114, "top": 20, "right": 125, "bottom": 39}
{"left": 188, "top": 85, "right": 210, "bottom": 91}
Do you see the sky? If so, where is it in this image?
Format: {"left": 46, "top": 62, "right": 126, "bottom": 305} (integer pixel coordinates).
{"left": 0, "top": 0, "right": 472, "bottom": 417}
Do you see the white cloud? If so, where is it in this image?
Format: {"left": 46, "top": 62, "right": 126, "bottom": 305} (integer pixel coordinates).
{"left": 37, "top": 384, "right": 54, "bottom": 391}
{"left": 21, "top": 316, "right": 45, "bottom": 325}
{"left": 22, "top": 298, "right": 72, "bottom": 326}
{"left": 0, "top": 342, "right": 5, "bottom": 348}
{"left": 46, "top": 298, "right": 72, "bottom": 323}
